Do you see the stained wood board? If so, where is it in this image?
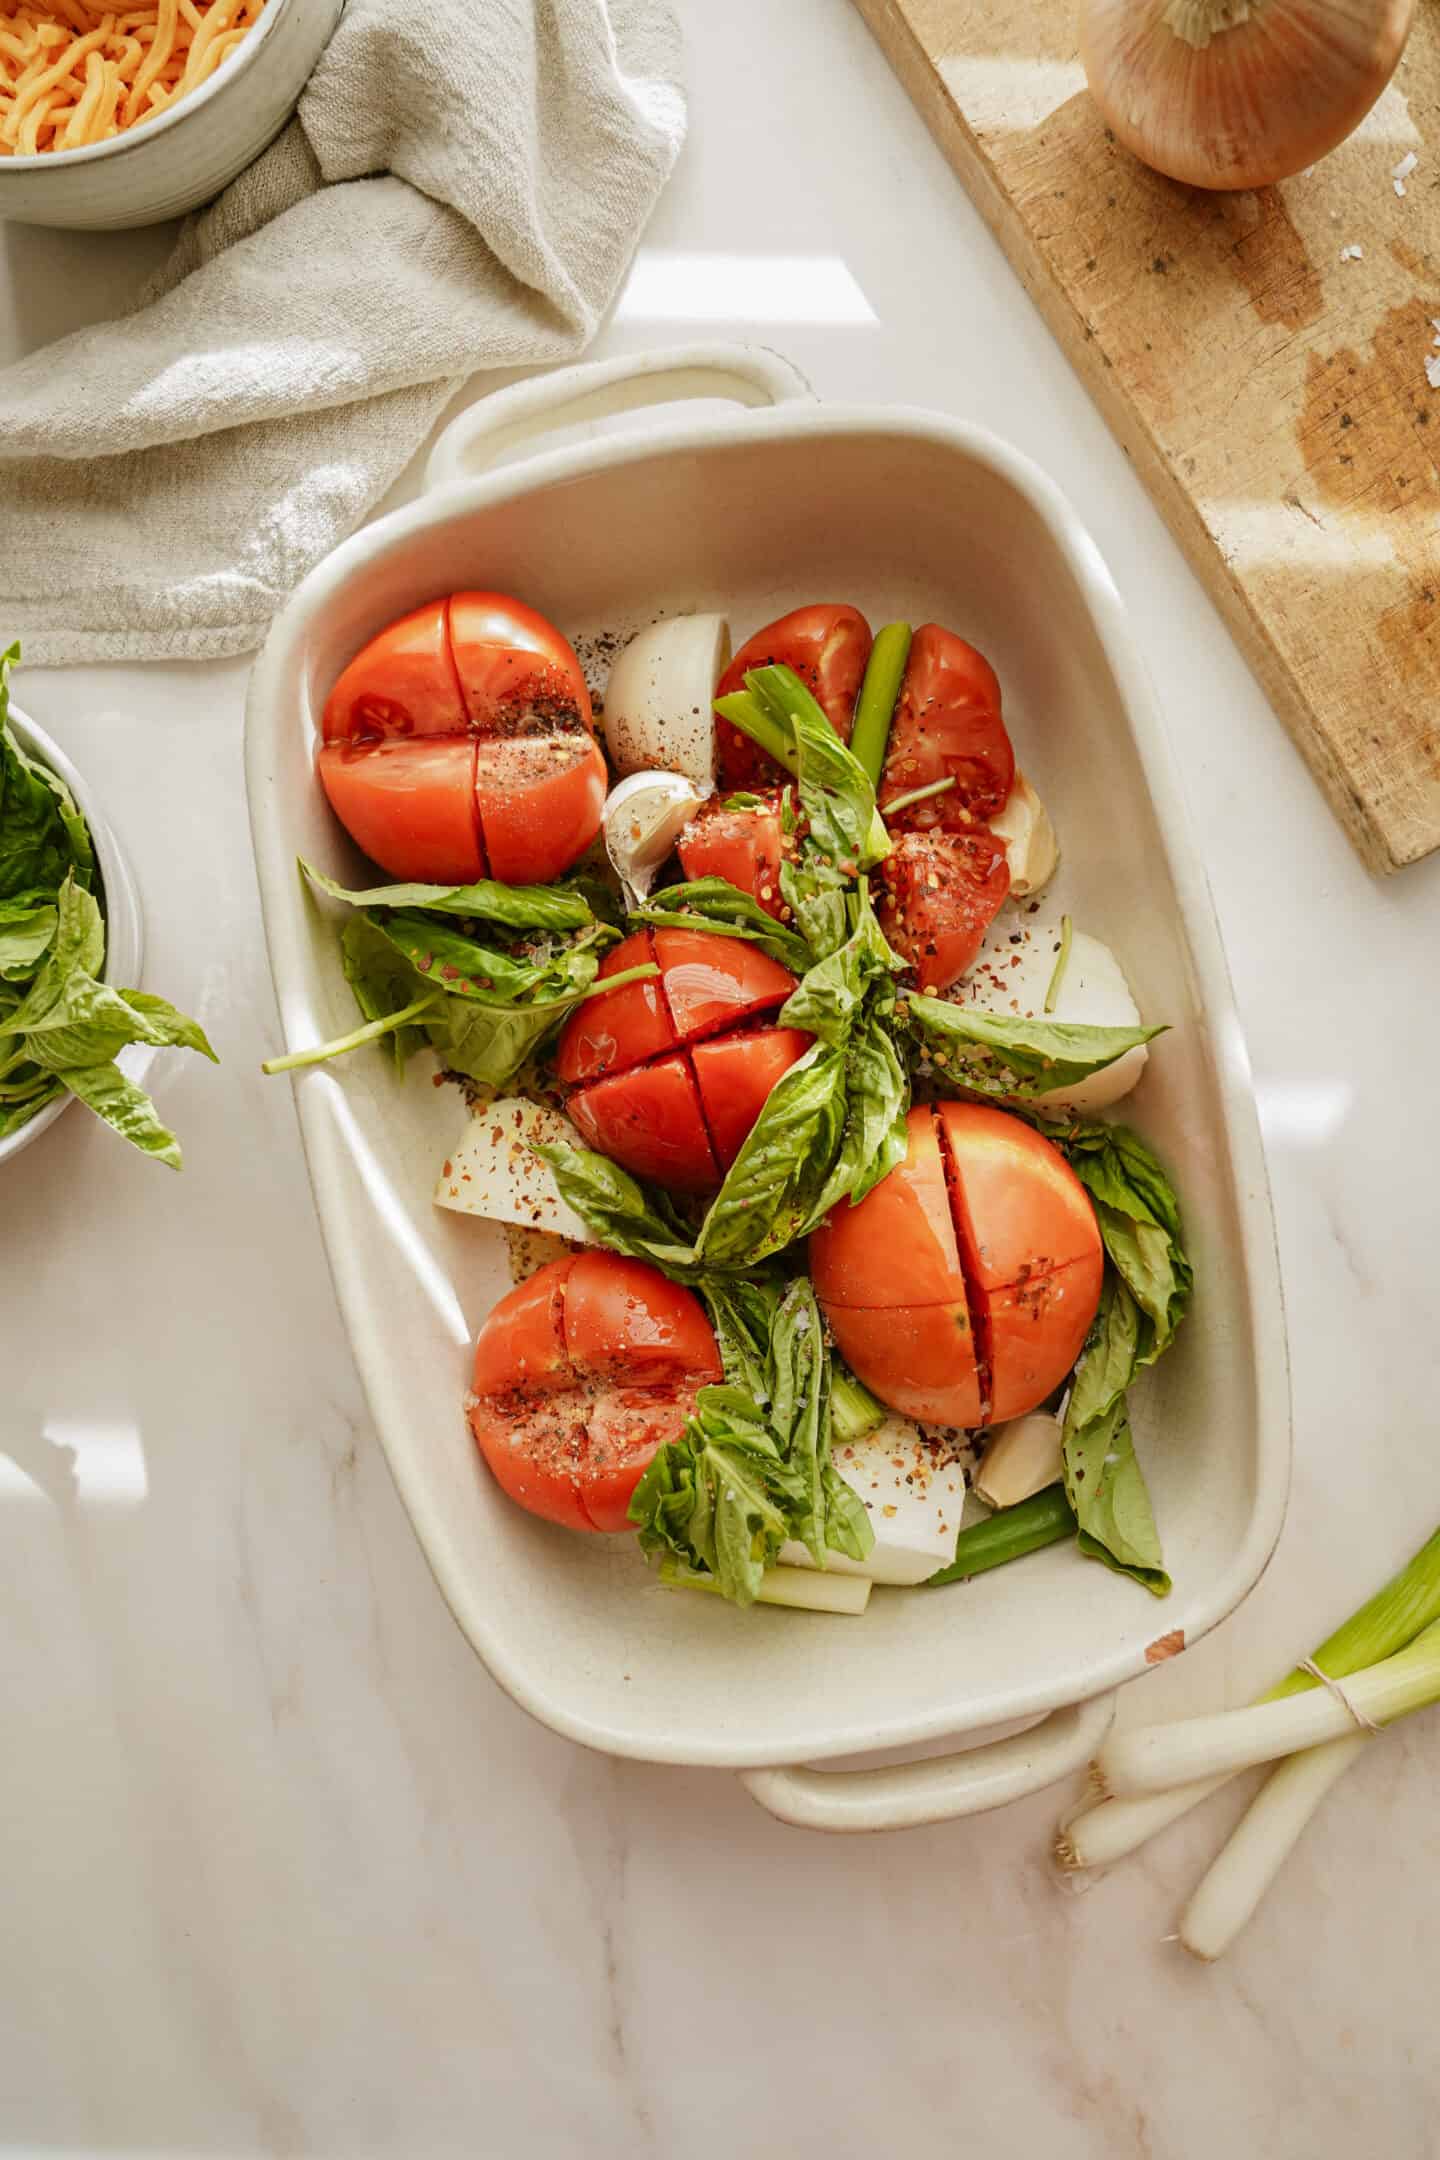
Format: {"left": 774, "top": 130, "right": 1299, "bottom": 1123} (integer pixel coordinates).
{"left": 852, "top": 0, "right": 1440, "bottom": 873}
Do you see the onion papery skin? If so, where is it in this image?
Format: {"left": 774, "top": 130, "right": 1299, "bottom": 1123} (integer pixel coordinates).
{"left": 1080, "top": 0, "right": 1416, "bottom": 192}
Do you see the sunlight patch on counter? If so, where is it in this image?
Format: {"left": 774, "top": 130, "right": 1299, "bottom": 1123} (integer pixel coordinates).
{"left": 617, "top": 249, "right": 878, "bottom": 326}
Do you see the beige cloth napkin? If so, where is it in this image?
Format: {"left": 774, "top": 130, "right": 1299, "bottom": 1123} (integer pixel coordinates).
{"left": 0, "top": 0, "right": 686, "bottom": 665}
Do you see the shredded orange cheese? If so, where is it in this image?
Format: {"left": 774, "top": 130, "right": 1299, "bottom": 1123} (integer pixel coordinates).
{"left": 0, "top": 0, "right": 266, "bottom": 155}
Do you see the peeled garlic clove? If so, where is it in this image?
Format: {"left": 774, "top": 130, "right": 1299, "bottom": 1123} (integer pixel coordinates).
{"left": 974, "top": 1414, "right": 1065, "bottom": 1511}
{"left": 603, "top": 771, "right": 705, "bottom": 906}
{"left": 1080, "top": 0, "right": 1416, "bottom": 193}
{"left": 600, "top": 614, "right": 730, "bottom": 788}
{"left": 989, "top": 770, "right": 1058, "bottom": 899}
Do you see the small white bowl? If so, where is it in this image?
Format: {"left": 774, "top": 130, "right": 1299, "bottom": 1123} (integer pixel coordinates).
{"left": 0, "top": 708, "right": 144, "bottom": 1166}
{"left": 0, "top": 0, "right": 344, "bottom": 230}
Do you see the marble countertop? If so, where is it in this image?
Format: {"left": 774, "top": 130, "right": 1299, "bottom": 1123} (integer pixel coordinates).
{"left": 5, "top": 2, "right": 1438, "bottom": 2153}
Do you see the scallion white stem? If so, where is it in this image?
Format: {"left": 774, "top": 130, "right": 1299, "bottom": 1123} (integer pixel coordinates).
{"left": 1060, "top": 1524, "right": 1440, "bottom": 1868}
{"left": 659, "top": 1562, "right": 871, "bottom": 1616}
{"left": 1178, "top": 1735, "right": 1369, "bottom": 1962}
{"left": 1054, "top": 1774, "right": 1235, "bottom": 1872}
{"left": 1096, "top": 1616, "right": 1440, "bottom": 1799}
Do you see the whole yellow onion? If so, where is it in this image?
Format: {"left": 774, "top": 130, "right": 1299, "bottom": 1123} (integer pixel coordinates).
{"left": 1080, "top": 0, "right": 1417, "bottom": 191}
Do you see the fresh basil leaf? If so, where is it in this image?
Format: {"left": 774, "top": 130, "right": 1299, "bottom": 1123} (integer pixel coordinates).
{"left": 745, "top": 663, "right": 887, "bottom": 872}
{"left": 903, "top": 999, "right": 1165, "bottom": 1101}
{"left": 767, "top": 1278, "right": 842, "bottom": 1567}
{"left": 15, "top": 957, "right": 210, "bottom": 1073}
{"left": 60, "top": 1060, "right": 184, "bottom": 1169}
{"left": 701, "top": 1275, "right": 784, "bottom": 1397}
{"left": 780, "top": 886, "right": 899, "bottom": 1046}
{"left": 7, "top": 873, "right": 104, "bottom": 1029}
{"left": 629, "top": 1279, "right": 872, "bottom": 1602}
{"left": 433, "top": 994, "right": 584, "bottom": 1092}
{"left": 629, "top": 1384, "right": 799, "bottom": 1606}
{"left": 0, "top": 649, "right": 87, "bottom": 904}
{"left": 1069, "top": 1397, "right": 1169, "bottom": 1597}
{"left": 779, "top": 852, "right": 849, "bottom": 963}
{"left": 534, "top": 1141, "right": 703, "bottom": 1280}
{"left": 1061, "top": 1275, "right": 1170, "bottom": 1596}
{"left": 300, "top": 859, "right": 595, "bottom": 930}
{"left": 0, "top": 895, "right": 57, "bottom": 980}
{"left": 696, "top": 1042, "right": 849, "bottom": 1269}
{"left": 377, "top": 913, "right": 610, "bottom": 1005}
{"left": 0, "top": 1073, "right": 62, "bottom": 1135}
{"left": 120, "top": 990, "right": 217, "bottom": 1061}
{"left": 812, "top": 1013, "right": 910, "bottom": 1220}
{"left": 632, "top": 877, "right": 811, "bottom": 973}
{"left": 341, "top": 915, "right": 432, "bottom": 1070}
{"left": 1058, "top": 1121, "right": 1193, "bottom": 1361}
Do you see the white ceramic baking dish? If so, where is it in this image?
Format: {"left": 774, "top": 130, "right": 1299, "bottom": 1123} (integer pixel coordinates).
{"left": 245, "top": 343, "right": 1291, "bottom": 1831}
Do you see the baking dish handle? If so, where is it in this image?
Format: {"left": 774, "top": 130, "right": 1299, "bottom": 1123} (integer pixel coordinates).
{"left": 423, "top": 343, "right": 813, "bottom": 493}
{"left": 738, "top": 1690, "right": 1117, "bottom": 1833}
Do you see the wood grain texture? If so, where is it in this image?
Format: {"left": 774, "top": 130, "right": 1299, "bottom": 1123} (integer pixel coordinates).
{"left": 852, "top": 0, "right": 1440, "bottom": 872}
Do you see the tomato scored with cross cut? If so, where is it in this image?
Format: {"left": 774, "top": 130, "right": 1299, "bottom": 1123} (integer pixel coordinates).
{"left": 554, "top": 928, "right": 811, "bottom": 1192}
{"left": 468, "top": 1253, "right": 722, "bottom": 1532}
{"left": 713, "top": 603, "right": 872, "bottom": 790}
{"left": 316, "top": 591, "right": 607, "bottom": 886}
{"left": 809, "top": 1101, "right": 1103, "bottom": 1428}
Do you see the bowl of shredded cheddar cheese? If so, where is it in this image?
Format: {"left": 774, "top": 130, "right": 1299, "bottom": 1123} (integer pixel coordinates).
{"left": 0, "top": 0, "right": 343, "bottom": 228}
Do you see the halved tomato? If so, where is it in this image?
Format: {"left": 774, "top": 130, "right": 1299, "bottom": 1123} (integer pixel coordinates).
{"left": 467, "top": 1254, "right": 722, "bottom": 1532}
{"left": 878, "top": 623, "right": 1015, "bottom": 827}
{"left": 554, "top": 928, "right": 808, "bottom": 1191}
{"left": 878, "top": 826, "right": 1010, "bottom": 994}
{"left": 714, "top": 604, "right": 872, "bottom": 790}
{"left": 809, "top": 1101, "right": 1102, "bottom": 1427}
{"left": 317, "top": 591, "right": 604, "bottom": 886}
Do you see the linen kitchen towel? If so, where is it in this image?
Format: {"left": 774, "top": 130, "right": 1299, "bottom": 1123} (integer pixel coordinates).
{"left": 0, "top": 0, "right": 686, "bottom": 663}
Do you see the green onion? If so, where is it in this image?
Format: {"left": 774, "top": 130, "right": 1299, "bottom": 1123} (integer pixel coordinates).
{"left": 831, "top": 1366, "right": 887, "bottom": 1443}
{"left": 1058, "top": 1524, "right": 1440, "bottom": 1870}
{"left": 659, "top": 1559, "right": 870, "bottom": 1616}
{"left": 1178, "top": 1735, "right": 1369, "bottom": 1961}
{"left": 883, "top": 774, "right": 956, "bottom": 819}
{"left": 924, "top": 1483, "right": 1076, "bottom": 1586}
{"left": 1096, "top": 1613, "right": 1440, "bottom": 1799}
{"left": 849, "top": 622, "right": 912, "bottom": 786}
{"left": 712, "top": 689, "right": 801, "bottom": 778}
{"left": 1043, "top": 915, "right": 1073, "bottom": 1014}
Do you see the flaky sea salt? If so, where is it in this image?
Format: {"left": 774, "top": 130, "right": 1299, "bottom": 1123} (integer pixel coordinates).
{"left": 1393, "top": 151, "right": 1418, "bottom": 198}
{"left": 1426, "top": 354, "right": 1440, "bottom": 391}
{"left": 1339, "top": 243, "right": 1364, "bottom": 262}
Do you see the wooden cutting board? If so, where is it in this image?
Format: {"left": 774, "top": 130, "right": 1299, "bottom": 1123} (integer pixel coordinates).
{"left": 852, "top": 0, "right": 1440, "bottom": 874}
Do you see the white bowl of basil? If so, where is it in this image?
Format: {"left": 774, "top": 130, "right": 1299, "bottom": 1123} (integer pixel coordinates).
{"left": 1, "top": 654, "right": 215, "bottom": 1170}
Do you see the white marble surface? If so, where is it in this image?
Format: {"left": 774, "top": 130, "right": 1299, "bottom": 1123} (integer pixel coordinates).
{"left": 4, "top": 3, "right": 1440, "bottom": 2153}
